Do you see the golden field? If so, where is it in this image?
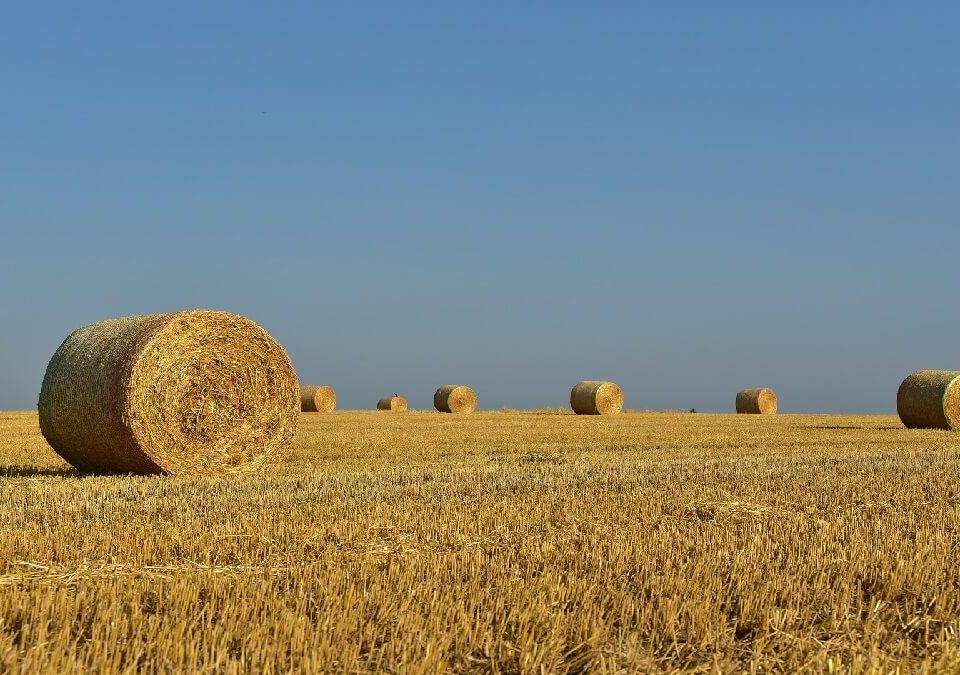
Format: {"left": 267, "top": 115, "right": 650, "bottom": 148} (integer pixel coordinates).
{"left": 2, "top": 409, "right": 960, "bottom": 673}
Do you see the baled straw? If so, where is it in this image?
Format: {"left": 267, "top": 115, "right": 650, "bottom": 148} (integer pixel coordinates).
{"left": 37, "top": 310, "right": 299, "bottom": 475}
{"left": 301, "top": 385, "right": 336, "bottom": 413}
{"left": 377, "top": 395, "right": 407, "bottom": 412}
{"left": 434, "top": 385, "right": 478, "bottom": 413}
{"left": 897, "top": 370, "right": 960, "bottom": 430}
{"left": 736, "top": 388, "right": 778, "bottom": 415}
{"left": 570, "top": 381, "right": 623, "bottom": 415}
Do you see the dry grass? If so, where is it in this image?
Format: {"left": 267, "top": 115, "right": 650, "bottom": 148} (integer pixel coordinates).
{"left": 2, "top": 410, "right": 960, "bottom": 672}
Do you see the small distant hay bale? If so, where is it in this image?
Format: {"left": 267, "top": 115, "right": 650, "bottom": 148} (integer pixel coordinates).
{"left": 897, "top": 370, "right": 960, "bottom": 430}
{"left": 570, "top": 381, "right": 623, "bottom": 415}
{"left": 736, "top": 388, "right": 778, "bottom": 415}
{"left": 37, "top": 310, "right": 299, "bottom": 475}
{"left": 377, "top": 395, "right": 407, "bottom": 412}
{"left": 434, "top": 385, "right": 477, "bottom": 413}
{"left": 301, "top": 385, "right": 336, "bottom": 413}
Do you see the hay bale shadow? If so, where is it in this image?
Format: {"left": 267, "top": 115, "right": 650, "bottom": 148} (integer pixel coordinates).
{"left": 0, "top": 465, "right": 82, "bottom": 478}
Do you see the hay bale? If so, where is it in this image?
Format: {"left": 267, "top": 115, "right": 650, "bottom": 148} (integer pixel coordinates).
{"left": 434, "top": 385, "right": 477, "bottom": 413}
{"left": 897, "top": 370, "right": 960, "bottom": 430}
{"left": 570, "top": 381, "right": 623, "bottom": 415}
{"left": 37, "top": 310, "right": 299, "bottom": 475}
{"left": 301, "top": 385, "right": 336, "bottom": 413}
{"left": 736, "top": 388, "right": 778, "bottom": 415}
{"left": 377, "top": 395, "right": 407, "bottom": 412}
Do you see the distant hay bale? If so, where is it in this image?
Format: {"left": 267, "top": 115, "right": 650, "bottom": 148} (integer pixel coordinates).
{"left": 434, "top": 385, "right": 477, "bottom": 413}
{"left": 37, "top": 310, "right": 299, "bottom": 475}
{"left": 897, "top": 370, "right": 960, "bottom": 430}
{"left": 736, "top": 388, "right": 778, "bottom": 415}
{"left": 301, "top": 385, "right": 336, "bottom": 413}
{"left": 377, "top": 395, "right": 407, "bottom": 412}
{"left": 570, "top": 381, "right": 623, "bottom": 415}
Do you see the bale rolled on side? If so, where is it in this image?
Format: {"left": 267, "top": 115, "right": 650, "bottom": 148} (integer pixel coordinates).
{"left": 736, "top": 388, "right": 778, "bottom": 415}
{"left": 570, "top": 381, "right": 623, "bottom": 415}
{"left": 377, "top": 395, "right": 407, "bottom": 412}
{"left": 37, "top": 310, "right": 300, "bottom": 475}
{"left": 301, "top": 385, "right": 336, "bottom": 413}
{"left": 434, "top": 385, "right": 477, "bottom": 413}
{"left": 897, "top": 370, "right": 960, "bottom": 430}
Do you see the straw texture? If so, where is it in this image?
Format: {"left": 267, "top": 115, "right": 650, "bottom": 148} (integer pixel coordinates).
{"left": 897, "top": 370, "right": 960, "bottom": 430}
{"left": 434, "top": 385, "right": 478, "bottom": 413}
{"left": 570, "top": 381, "right": 623, "bottom": 415}
{"left": 736, "top": 388, "right": 778, "bottom": 415}
{"left": 37, "top": 310, "right": 299, "bottom": 475}
{"left": 377, "top": 395, "right": 407, "bottom": 412}
{"left": 301, "top": 385, "right": 336, "bottom": 413}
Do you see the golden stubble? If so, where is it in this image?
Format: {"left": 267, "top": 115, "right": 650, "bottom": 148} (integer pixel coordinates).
{"left": 3, "top": 410, "right": 960, "bottom": 672}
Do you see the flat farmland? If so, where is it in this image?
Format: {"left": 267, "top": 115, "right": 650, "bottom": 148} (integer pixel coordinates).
{"left": 2, "top": 410, "right": 960, "bottom": 673}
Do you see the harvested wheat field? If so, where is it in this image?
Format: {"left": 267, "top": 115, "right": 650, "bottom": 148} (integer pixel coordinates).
{"left": 2, "top": 410, "right": 960, "bottom": 672}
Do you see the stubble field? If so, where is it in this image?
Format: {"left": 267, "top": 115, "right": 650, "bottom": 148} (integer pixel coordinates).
{"left": 2, "top": 409, "right": 960, "bottom": 673}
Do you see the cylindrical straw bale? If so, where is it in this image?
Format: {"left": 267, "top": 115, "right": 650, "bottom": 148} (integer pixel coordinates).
{"left": 377, "top": 395, "right": 407, "bottom": 411}
{"left": 434, "top": 385, "right": 477, "bottom": 413}
{"left": 736, "top": 388, "right": 778, "bottom": 415}
{"left": 570, "top": 381, "right": 623, "bottom": 415}
{"left": 37, "top": 310, "right": 299, "bottom": 475}
{"left": 301, "top": 385, "right": 336, "bottom": 413}
{"left": 897, "top": 370, "right": 960, "bottom": 430}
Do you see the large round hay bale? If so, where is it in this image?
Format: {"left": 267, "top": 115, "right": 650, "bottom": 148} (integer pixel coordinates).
{"left": 37, "top": 310, "right": 299, "bottom": 475}
{"left": 301, "top": 385, "right": 336, "bottom": 413}
{"left": 897, "top": 370, "right": 960, "bottom": 430}
{"left": 434, "top": 385, "right": 478, "bottom": 413}
{"left": 570, "top": 381, "right": 623, "bottom": 415}
{"left": 377, "top": 395, "right": 407, "bottom": 412}
{"left": 736, "top": 388, "right": 778, "bottom": 415}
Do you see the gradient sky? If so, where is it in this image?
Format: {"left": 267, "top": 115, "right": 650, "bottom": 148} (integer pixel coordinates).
{"left": 1, "top": 3, "right": 957, "bottom": 412}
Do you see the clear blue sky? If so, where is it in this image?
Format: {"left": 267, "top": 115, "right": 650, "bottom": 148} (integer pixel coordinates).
{"left": 1, "top": 3, "right": 957, "bottom": 412}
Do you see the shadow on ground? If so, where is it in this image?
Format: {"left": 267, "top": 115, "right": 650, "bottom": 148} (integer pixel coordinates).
{"left": 0, "top": 465, "right": 80, "bottom": 478}
{"left": 792, "top": 425, "right": 904, "bottom": 431}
